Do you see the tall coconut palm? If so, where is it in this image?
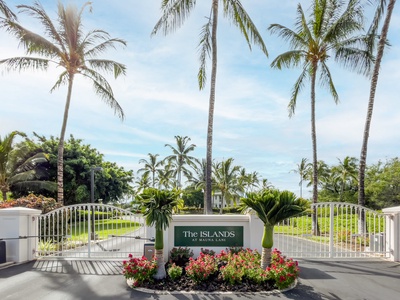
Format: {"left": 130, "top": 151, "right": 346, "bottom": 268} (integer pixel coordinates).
{"left": 138, "top": 153, "right": 163, "bottom": 188}
{"left": 269, "top": 0, "right": 373, "bottom": 234}
{"left": 0, "top": 0, "right": 16, "bottom": 20}
{"left": 152, "top": 0, "right": 268, "bottom": 214}
{"left": 0, "top": 2, "right": 126, "bottom": 204}
{"left": 358, "top": 0, "right": 396, "bottom": 210}
{"left": 164, "top": 136, "right": 196, "bottom": 188}
{"left": 139, "top": 188, "right": 180, "bottom": 279}
{"left": 240, "top": 189, "right": 310, "bottom": 269}
{"left": 0, "top": 131, "right": 26, "bottom": 200}
{"left": 186, "top": 158, "right": 207, "bottom": 192}
{"left": 213, "top": 158, "right": 241, "bottom": 214}
{"left": 291, "top": 158, "right": 311, "bottom": 198}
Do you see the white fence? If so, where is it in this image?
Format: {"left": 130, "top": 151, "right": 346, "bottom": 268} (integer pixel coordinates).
{"left": 36, "top": 204, "right": 148, "bottom": 259}
{"left": 274, "top": 202, "right": 390, "bottom": 258}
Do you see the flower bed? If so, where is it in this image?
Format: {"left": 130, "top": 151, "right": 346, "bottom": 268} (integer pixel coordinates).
{"left": 123, "top": 248, "right": 299, "bottom": 292}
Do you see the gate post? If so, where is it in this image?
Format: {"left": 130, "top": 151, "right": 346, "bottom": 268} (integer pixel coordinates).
{"left": 0, "top": 207, "right": 41, "bottom": 263}
{"left": 382, "top": 206, "right": 400, "bottom": 262}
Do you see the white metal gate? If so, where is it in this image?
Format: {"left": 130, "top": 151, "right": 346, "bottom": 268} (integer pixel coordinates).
{"left": 36, "top": 204, "right": 150, "bottom": 259}
{"left": 274, "top": 202, "right": 391, "bottom": 258}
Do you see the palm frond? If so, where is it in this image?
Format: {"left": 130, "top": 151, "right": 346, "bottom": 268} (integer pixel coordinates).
{"left": 152, "top": 0, "right": 195, "bottom": 36}
{"left": 87, "top": 59, "right": 127, "bottom": 78}
{"left": 197, "top": 16, "right": 212, "bottom": 90}
{"left": 0, "top": 56, "right": 51, "bottom": 73}
{"left": 0, "top": 0, "right": 17, "bottom": 20}
{"left": 223, "top": 0, "right": 268, "bottom": 56}
{"left": 50, "top": 71, "right": 69, "bottom": 92}
{"left": 288, "top": 65, "right": 309, "bottom": 117}
{"left": 81, "top": 68, "right": 125, "bottom": 120}
{"left": 17, "top": 2, "right": 65, "bottom": 53}
{"left": 319, "top": 62, "right": 339, "bottom": 104}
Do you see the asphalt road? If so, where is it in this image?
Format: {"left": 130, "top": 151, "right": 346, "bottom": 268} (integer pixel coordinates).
{"left": 1, "top": 258, "right": 399, "bottom": 300}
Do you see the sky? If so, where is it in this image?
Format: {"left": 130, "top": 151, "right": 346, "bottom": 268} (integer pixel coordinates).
{"left": 1, "top": 0, "right": 400, "bottom": 198}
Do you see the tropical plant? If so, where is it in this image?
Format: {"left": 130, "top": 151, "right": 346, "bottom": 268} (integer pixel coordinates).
{"left": 358, "top": 0, "right": 396, "bottom": 213}
{"left": 213, "top": 158, "right": 242, "bottom": 214}
{"left": 268, "top": 0, "right": 373, "bottom": 234}
{"left": 0, "top": 1, "right": 126, "bottom": 204}
{"left": 0, "top": 131, "right": 26, "bottom": 200}
{"left": 157, "top": 160, "right": 176, "bottom": 189}
{"left": 291, "top": 158, "right": 311, "bottom": 198}
{"left": 238, "top": 168, "right": 260, "bottom": 195}
{"left": 164, "top": 135, "right": 196, "bottom": 188}
{"left": 8, "top": 152, "right": 57, "bottom": 197}
{"left": 138, "top": 153, "right": 163, "bottom": 188}
{"left": 138, "top": 188, "right": 180, "bottom": 279}
{"left": 152, "top": 0, "right": 268, "bottom": 214}
{"left": 333, "top": 156, "right": 358, "bottom": 201}
{"left": 186, "top": 158, "right": 207, "bottom": 192}
{"left": 240, "top": 189, "right": 310, "bottom": 269}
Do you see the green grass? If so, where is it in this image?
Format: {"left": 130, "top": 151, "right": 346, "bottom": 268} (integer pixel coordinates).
{"left": 67, "top": 219, "right": 141, "bottom": 241}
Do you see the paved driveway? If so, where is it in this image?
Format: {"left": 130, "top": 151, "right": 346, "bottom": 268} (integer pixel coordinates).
{"left": 1, "top": 259, "right": 399, "bottom": 300}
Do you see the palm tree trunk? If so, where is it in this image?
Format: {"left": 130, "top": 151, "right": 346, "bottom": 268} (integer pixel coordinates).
{"left": 154, "top": 229, "right": 166, "bottom": 279}
{"left": 261, "top": 225, "right": 274, "bottom": 269}
{"left": 219, "top": 192, "right": 224, "bottom": 214}
{"left": 205, "top": 0, "right": 218, "bottom": 215}
{"left": 310, "top": 63, "right": 319, "bottom": 236}
{"left": 57, "top": 75, "right": 74, "bottom": 204}
{"left": 358, "top": 0, "right": 396, "bottom": 234}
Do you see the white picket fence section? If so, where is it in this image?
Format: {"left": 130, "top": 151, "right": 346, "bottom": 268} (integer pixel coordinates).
{"left": 36, "top": 204, "right": 149, "bottom": 259}
{"left": 274, "top": 202, "right": 390, "bottom": 258}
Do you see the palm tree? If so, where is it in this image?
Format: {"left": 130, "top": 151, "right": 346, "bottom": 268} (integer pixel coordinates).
{"left": 164, "top": 136, "right": 196, "bottom": 188}
{"left": 0, "top": 131, "right": 26, "bottom": 200}
{"left": 335, "top": 156, "right": 358, "bottom": 202}
{"left": 157, "top": 160, "right": 176, "bottom": 189}
{"left": 269, "top": 0, "right": 373, "bottom": 234}
{"left": 9, "top": 152, "right": 57, "bottom": 197}
{"left": 240, "top": 189, "right": 310, "bottom": 269}
{"left": 213, "top": 158, "right": 241, "bottom": 214}
{"left": 138, "top": 153, "right": 163, "bottom": 188}
{"left": 0, "top": 2, "right": 126, "bottom": 204}
{"left": 291, "top": 158, "right": 311, "bottom": 198}
{"left": 0, "top": 0, "right": 16, "bottom": 20}
{"left": 139, "top": 188, "right": 180, "bottom": 279}
{"left": 186, "top": 158, "right": 207, "bottom": 193}
{"left": 152, "top": 0, "right": 268, "bottom": 214}
{"left": 238, "top": 168, "right": 260, "bottom": 195}
{"left": 358, "top": 0, "right": 396, "bottom": 210}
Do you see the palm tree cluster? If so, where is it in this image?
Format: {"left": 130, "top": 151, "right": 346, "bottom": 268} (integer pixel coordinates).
{"left": 134, "top": 135, "right": 274, "bottom": 212}
{"left": 0, "top": 0, "right": 396, "bottom": 215}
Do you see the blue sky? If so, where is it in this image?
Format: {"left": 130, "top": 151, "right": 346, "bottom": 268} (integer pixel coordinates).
{"left": 1, "top": 0, "right": 400, "bottom": 198}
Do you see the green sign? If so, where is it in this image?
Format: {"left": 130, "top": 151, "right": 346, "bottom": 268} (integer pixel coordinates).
{"left": 174, "top": 226, "right": 243, "bottom": 247}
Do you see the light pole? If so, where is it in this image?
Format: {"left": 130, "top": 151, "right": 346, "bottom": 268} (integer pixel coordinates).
{"left": 90, "top": 166, "right": 103, "bottom": 240}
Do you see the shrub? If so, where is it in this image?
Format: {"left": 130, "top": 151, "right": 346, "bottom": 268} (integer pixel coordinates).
{"left": 122, "top": 254, "right": 157, "bottom": 287}
{"left": 0, "top": 193, "right": 62, "bottom": 213}
{"left": 169, "top": 247, "right": 194, "bottom": 267}
{"left": 266, "top": 249, "right": 300, "bottom": 290}
{"left": 185, "top": 253, "right": 218, "bottom": 283}
{"left": 167, "top": 263, "right": 183, "bottom": 281}
{"left": 200, "top": 248, "right": 215, "bottom": 256}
